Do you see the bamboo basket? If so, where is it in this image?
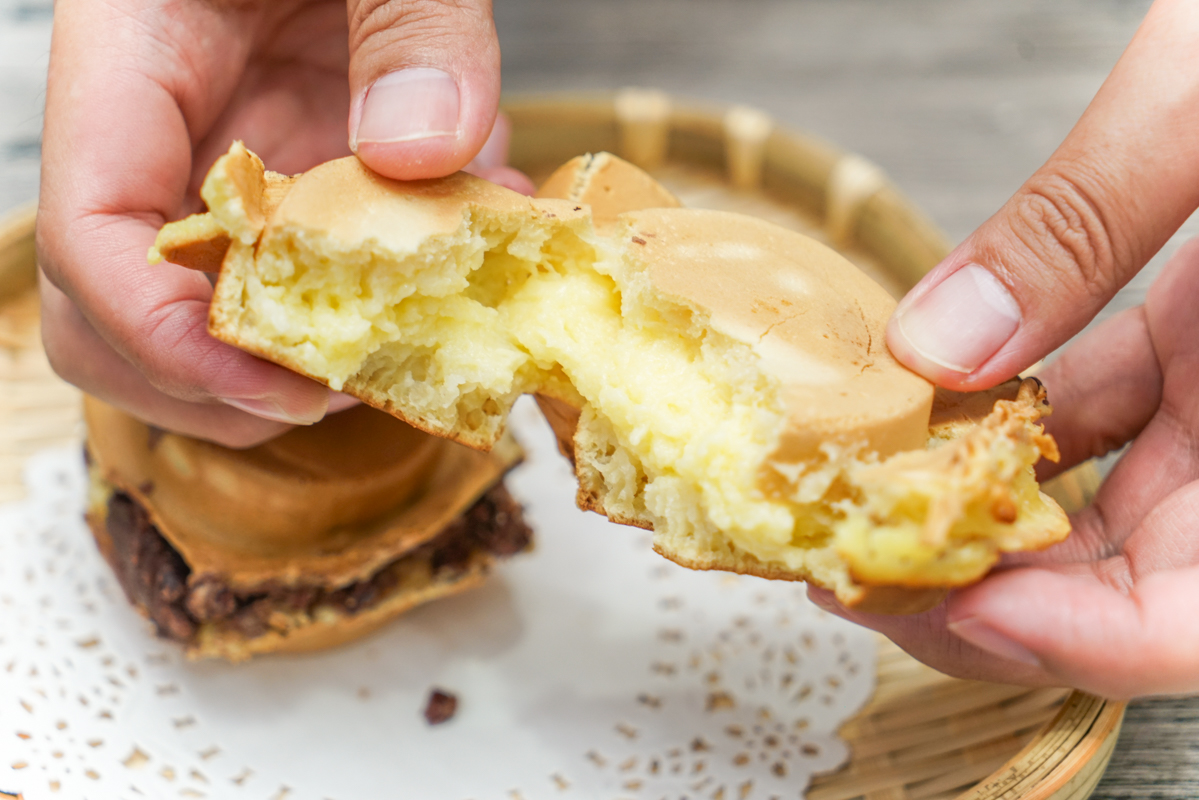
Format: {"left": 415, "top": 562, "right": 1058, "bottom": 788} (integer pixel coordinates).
{"left": 0, "top": 89, "right": 1121, "bottom": 800}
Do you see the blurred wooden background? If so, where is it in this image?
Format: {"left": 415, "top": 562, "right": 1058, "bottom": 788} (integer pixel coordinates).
{"left": 2, "top": 0, "right": 1197, "bottom": 796}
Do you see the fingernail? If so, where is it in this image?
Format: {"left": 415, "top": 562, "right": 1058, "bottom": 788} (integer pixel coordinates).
{"left": 351, "top": 67, "right": 459, "bottom": 150}
{"left": 948, "top": 617, "right": 1041, "bottom": 667}
{"left": 894, "top": 265, "right": 1021, "bottom": 373}
{"left": 222, "top": 397, "right": 320, "bottom": 426}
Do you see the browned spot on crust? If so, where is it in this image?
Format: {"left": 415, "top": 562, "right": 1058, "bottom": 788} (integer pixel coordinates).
{"left": 160, "top": 233, "right": 232, "bottom": 272}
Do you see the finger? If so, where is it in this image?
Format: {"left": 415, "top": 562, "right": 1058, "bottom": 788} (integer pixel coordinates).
{"left": 1009, "top": 237, "right": 1199, "bottom": 565}
{"left": 40, "top": 274, "right": 295, "bottom": 448}
{"left": 1012, "top": 391, "right": 1199, "bottom": 568}
{"left": 1034, "top": 305, "right": 1162, "bottom": 481}
{"left": 470, "top": 166, "right": 537, "bottom": 196}
{"left": 887, "top": 0, "right": 1199, "bottom": 390}
{"left": 466, "top": 110, "right": 511, "bottom": 171}
{"left": 463, "top": 112, "right": 537, "bottom": 195}
{"left": 37, "top": 2, "right": 330, "bottom": 430}
{"left": 347, "top": 0, "right": 501, "bottom": 179}
{"left": 1146, "top": 236, "right": 1199, "bottom": 382}
{"left": 327, "top": 391, "right": 363, "bottom": 414}
{"left": 806, "top": 587, "right": 1054, "bottom": 686}
{"left": 948, "top": 559, "right": 1199, "bottom": 698}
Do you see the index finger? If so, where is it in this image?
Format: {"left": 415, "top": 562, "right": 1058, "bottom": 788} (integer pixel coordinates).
{"left": 887, "top": 0, "right": 1199, "bottom": 390}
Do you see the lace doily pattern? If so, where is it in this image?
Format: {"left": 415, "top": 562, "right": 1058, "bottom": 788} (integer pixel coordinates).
{"left": 0, "top": 402, "right": 874, "bottom": 800}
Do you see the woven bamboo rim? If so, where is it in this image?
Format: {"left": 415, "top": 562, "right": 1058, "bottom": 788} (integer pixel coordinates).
{"left": 0, "top": 91, "right": 1122, "bottom": 798}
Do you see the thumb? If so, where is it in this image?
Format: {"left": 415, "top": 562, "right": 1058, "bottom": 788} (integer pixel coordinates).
{"left": 347, "top": 0, "right": 500, "bottom": 180}
{"left": 887, "top": 0, "right": 1199, "bottom": 390}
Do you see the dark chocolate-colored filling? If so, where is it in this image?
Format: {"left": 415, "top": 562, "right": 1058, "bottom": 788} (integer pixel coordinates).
{"left": 101, "top": 485, "right": 532, "bottom": 644}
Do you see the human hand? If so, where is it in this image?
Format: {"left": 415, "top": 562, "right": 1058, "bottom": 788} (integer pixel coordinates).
{"left": 816, "top": 238, "right": 1199, "bottom": 698}
{"left": 37, "top": 0, "right": 533, "bottom": 448}
{"left": 815, "top": 0, "right": 1199, "bottom": 698}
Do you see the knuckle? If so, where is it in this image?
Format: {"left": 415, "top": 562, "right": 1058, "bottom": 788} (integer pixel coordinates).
{"left": 39, "top": 294, "right": 89, "bottom": 389}
{"left": 1010, "top": 171, "right": 1118, "bottom": 298}
{"left": 35, "top": 222, "right": 67, "bottom": 291}
{"left": 135, "top": 301, "right": 221, "bottom": 401}
{"left": 350, "top": 0, "right": 491, "bottom": 54}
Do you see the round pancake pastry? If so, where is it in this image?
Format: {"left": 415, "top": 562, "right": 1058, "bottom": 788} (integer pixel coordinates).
{"left": 83, "top": 396, "right": 530, "bottom": 661}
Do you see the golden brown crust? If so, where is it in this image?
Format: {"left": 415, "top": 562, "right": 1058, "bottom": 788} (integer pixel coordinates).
{"left": 656, "top": 541, "right": 943, "bottom": 615}
{"left": 650, "top": 543, "right": 846, "bottom": 592}
{"left": 157, "top": 229, "right": 231, "bottom": 272}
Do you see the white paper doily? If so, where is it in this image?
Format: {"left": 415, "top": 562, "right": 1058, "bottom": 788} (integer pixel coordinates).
{"left": 0, "top": 399, "right": 875, "bottom": 800}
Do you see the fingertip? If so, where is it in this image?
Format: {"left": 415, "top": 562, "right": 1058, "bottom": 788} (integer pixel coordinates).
{"left": 945, "top": 568, "right": 1092, "bottom": 674}
{"left": 945, "top": 616, "right": 1042, "bottom": 667}
{"left": 467, "top": 112, "right": 512, "bottom": 172}
{"left": 469, "top": 165, "right": 537, "bottom": 196}
{"left": 806, "top": 585, "right": 842, "bottom": 612}
{"left": 326, "top": 389, "right": 362, "bottom": 415}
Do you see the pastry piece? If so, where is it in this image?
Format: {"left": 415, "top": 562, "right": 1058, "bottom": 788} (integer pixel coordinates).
{"left": 83, "top": 396, "right": 529, "bottom": 661}
{"left": 152, "top": 143, "right": 1069, "bottom": 611}
{"left": 536, "top": 151, "right": 683, "bottom": 230}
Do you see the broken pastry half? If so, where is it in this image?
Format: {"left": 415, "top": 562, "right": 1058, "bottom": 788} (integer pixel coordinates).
{"left": 84, "top": 395, "right": 529, "bottom": 661}
{"left": 151, "top": 142, "right": 1070, "bottom": 613}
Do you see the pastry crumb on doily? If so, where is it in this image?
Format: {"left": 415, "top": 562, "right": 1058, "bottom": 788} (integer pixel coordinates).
{"left": 423, "top": 689, "right": 458, "bottom": 725}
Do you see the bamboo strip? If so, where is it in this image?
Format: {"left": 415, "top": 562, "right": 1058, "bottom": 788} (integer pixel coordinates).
{"left": 849, "top": 683, "right": 1036, "bottom": 734}
{"left": 724, "top": 105, "right": 774, "bottom": 190}
{"left": 809, "top": 736, "right": 1034, "bottom": 800}
{"left": 907, "top": 755, "right": 1015, "bottom": 800}
{"left": 849, "top": 693, "right": 1064, "bottom": 760}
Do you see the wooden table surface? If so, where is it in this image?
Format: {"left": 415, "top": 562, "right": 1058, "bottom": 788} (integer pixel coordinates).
{"left": 2, "top": 0, "right": 1196, "bottom": 796}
